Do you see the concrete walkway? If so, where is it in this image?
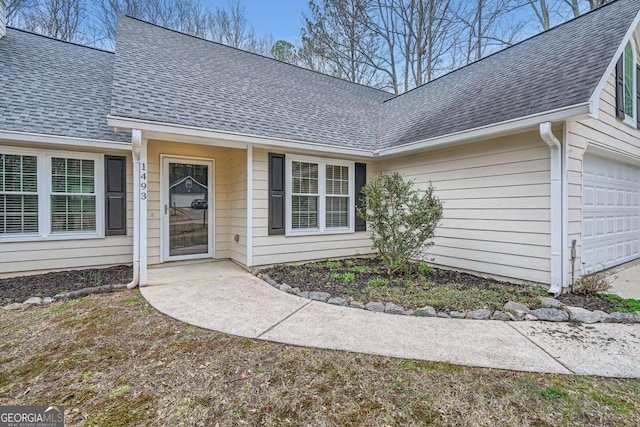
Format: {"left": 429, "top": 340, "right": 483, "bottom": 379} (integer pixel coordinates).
{"left": 610, "top": 260, "right": 640, "bottom": 300}
{"left": 141, "top": 261, "right": 640, "bottom": 378}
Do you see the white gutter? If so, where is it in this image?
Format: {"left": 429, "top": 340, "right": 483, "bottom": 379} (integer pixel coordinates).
{"left": 377, "top": 104, "right": 591, "bottom": 157}
{"left": 0, "top": 130, "right": 131, "bottom": 151}
{"left": 126, "top": 129, "right": 142, "bottom": 289}
{"left": 540, "top": 122, "right": 563, "bottom": 296}
{"left": 107, "top": 115, "right": 375, "bottom": 158}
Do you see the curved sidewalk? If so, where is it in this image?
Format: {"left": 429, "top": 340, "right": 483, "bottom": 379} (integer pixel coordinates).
{"left": 141, "top": 261, "right": 640, "bottom": 378}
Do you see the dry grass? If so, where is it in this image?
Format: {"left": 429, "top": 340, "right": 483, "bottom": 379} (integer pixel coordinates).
{"left": 1, "top": 291, "right": 639, "bottom": 426}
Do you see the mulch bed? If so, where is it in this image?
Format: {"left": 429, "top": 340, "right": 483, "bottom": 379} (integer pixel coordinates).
{"left": 0, "top": 265, "right": 133, "bottom": 306}
{"left": 262, "top": 257, "right": 547, "bottom": 312}
{"left": 557, "top": 293, "right": 612, "bottom": 312}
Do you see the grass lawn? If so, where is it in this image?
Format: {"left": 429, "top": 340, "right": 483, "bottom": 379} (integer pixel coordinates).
{"left": 1, "top": 292, "right": 639, "bottom": 426}
{"left": 263, "top": 258, "right": 548, "bottom": 312}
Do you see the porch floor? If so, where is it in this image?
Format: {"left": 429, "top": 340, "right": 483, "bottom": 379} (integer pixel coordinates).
{"left": 142, "top": 261, "right": 640, "bottom": 378}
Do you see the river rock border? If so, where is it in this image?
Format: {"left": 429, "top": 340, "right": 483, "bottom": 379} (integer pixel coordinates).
{"left": 2, "top": 283, "right": 131, "bottom": 311}
{"left": 258, "top": 273, "right": 640, "bottom": 324}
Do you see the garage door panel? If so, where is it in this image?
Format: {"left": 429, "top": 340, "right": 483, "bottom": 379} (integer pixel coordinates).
{"left": 582, "top": 153, "right": 640, "bottom": 273}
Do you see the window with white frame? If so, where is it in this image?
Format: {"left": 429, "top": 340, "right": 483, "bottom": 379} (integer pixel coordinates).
{"left": 288, "top": 157, "right": 353, "bottom": 234}
{"left": 624, "top": 41, "right": 636, "bottom": 123}
{"left": 0, "top": 147, "right": 103, "bottom": 240}
{"left": 0, "top": 154, "right": 39, "bottom": 234}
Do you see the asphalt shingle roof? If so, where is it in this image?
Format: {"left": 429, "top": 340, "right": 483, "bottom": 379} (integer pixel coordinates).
{"left": 379, "top": 0, "right": 640, "bottom": 149}
{"left": 0, "top": 28, "right": 128, "bottom": 143}
{"left": 2, "top": 0, "right": 639, "bottom": 151}
{"left": 109, "top": 17, "right": 392, "bottom": 151}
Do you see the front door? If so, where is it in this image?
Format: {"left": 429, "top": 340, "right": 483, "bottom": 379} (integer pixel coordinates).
{"left": 162, "top": 156, "right": 214, "bottom": 261}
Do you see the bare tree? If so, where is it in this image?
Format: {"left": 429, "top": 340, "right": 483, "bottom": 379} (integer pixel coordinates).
{"left": 205, "top": 0, "right": 273, "bottom": 55}
{"left": 303, "top": 0, "right": 384, "bottom": 87}
{"left": 20, "top": 0, "right": 88, "bottom": 42}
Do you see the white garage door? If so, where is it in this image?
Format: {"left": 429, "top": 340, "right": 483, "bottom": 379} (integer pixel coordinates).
{"left": 582, "top": 153, "right": 640, "bottom": 273}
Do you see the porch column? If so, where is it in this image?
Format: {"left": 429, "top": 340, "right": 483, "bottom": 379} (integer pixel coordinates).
{"left": 246, "top": 144, "right": 253, "bottom": 267}
{"left": 140, "top": 137, "right": 149, "bottom": 285}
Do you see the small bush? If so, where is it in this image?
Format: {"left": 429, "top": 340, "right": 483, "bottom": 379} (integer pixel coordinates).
{"left": 574, "top": 270, "right": 614, "bottom": 295}
{"left": 357, "top": 172, "right": 443, "bottom": 276}
{"left": 368, "top": 276, "right": 389, "bottom": 287}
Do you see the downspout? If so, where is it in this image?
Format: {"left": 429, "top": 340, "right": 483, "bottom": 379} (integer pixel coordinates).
{"left": 540, "top": 122, "right": 563, "bottom": 296}
{"left": 126, "top": 129, "right": 142, "bottom": 289}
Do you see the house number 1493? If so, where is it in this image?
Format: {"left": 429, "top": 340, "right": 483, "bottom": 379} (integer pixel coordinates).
{"left": 140, "top": 163, "right": 148, "bottom": 200}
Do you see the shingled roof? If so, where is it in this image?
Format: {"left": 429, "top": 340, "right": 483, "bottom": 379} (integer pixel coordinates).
{"left": 109, "top": 17, "right": 392, "bottom": 151}
{"left": 2, "top": 0, "right": 639, "bottom": 151}
{"left": 0, "top": 28, "right": 128, "bottom": 143}
{"left": 379, "top": 0, "right": 640, "bottom": 149}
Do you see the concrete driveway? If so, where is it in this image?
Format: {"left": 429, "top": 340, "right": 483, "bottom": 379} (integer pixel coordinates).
{"left": 141, "top": 261, "right": 640, "bottom": 378}
{"left": 610, "top": 260, "right": 640, "bottom": 299}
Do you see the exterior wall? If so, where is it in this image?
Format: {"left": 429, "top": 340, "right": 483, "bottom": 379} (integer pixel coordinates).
{"left": 146, "top": 140, "right": 246, "bottom": 266}
{"left": 251, "top": 148, "right": 375, "bottom": 266}
{"left": 378, "top": 132, "right": 552, "bottom": 284}
{"left": 567, "top": 66, "right": 640, "bottom": 275}
{"left": 0, "top": 141, "right": 133, "bottom": 277}
{"left": 229, "top": 149, "right": 247, "bottom": 264}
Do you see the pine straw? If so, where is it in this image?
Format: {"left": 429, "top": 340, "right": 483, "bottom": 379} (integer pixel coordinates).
{"left": 1, "top": 292, "right": 639, "bottom": 426}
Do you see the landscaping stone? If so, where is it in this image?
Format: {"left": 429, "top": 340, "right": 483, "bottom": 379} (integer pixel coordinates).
{"left": 3, "top": 303, "right": 25, "bottom": 311}
{"left": 492, "top": 311, "right": 510, "bottom": 321}
{"left": 385, "top": 302, "right": 405, "bottom": 315}
{"left": 503, "top": 301, "right": 530, "bottom": 314}
{"left": 634, "top": 312, "right": 640, "bottom": 323}
{"left": 262, "top": 274, "right": 277, "bottom": 286}
{"left": 565, "top": 306, "right": 607, "bottom": 324}
{"left": 530, "top": 308, "right": 569, "bottom": 322}
{"left": 413, "top": 306, "right": 437, "bottom": 317}
{"left": 437, "top": 312, "right": 450, "bottom": 318}
{"left": 328, "top": 297, "right": 347, "bottom": 306}
{"left": 286, "top": 287, "right": 301, "bottom": 295}
{"left": 540, "top": 297, "right": 563, "bottom": 309}
{"left": 450, "top": 311, "right": 466, "bottom": 319}
{"left": 42, "top": 297, "right": 53, "bottom": 304}
{"left": 279, "top": 284, "right": 292, "bottom": 292}
{"left": 506, "top": 312, "right": 518, "bottom": 321}
{"left": 403, "top": 310, "right": 414, "bottom": 316}
{"left": 349, "top": 301, "right": 365, "bottom": 309}
{"left": 467, "top": 309, "right": 491, "bottom": 320}
{"left": 604, "top": 312, "right": 635, "bottom": 323}
{"left": 365, "top": 302, "right": 385, "bottom": 313}
{"left": 300, "top": 291, "right": 309, "bottom": 299}
{"left": 308, "top": 292, "right": 331, "bottom": 302}
{"left": 593, "top": 310, "right": 611, "bottom": 322}
{"left": 525, "top": 314, "right": 538, "bottom": 321}
{"left": 23, "top": 297, "right": 42, "bottom": 305}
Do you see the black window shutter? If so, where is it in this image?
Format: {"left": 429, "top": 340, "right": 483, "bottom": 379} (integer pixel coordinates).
{"left": 616, "top": 56, "right": 625, "bottom": 119}
{"left": 268, "top": 153, "right": 285, "bottom": 235}
{"left": 105, "top": 155, "right": 127, "bottom": 236}
{"left": 636, "top": 65, "right": 640, "bottom": 128}
{"left": 355, "top": 162, "right": 367, "bottom": 232}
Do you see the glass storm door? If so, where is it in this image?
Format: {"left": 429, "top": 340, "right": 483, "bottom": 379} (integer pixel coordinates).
{"left": 162, "top": 157, "right": 214, "bottom": 261}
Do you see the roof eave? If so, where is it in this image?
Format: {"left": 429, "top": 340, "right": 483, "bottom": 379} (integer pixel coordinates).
{"left": 375, "top": 103, "right": 591, "bottom": 158}
{"left": 0, "top": 129, "right": 130, "bottom": 151}
{"left": 588, "top": 7, "right": 640, "bottom": 120}
{"left": 107, "top": 115, "right": 377, "bottom": 158}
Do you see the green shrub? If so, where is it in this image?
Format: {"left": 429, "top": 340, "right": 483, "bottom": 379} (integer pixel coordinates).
{"left": 368, "top": 276, "right": 389, "bottom": 287}
{"left": 342, "top": 272, "right": 355, "bottom": 284}
{"left": 357, "top": 172, "right": 443, "bottom": 276}
{"left": 418, "top": 261, "right": 436, "bottom": 277}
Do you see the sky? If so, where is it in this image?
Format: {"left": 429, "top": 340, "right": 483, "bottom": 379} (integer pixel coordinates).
{"left": 226, "top": 0, "right": 310, "bottom": 43}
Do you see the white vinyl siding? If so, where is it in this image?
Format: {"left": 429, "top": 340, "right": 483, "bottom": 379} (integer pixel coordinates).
{"left": 252, "top": 148, "right": 374, "bottom": 266}
{"left": 378, "top": 132, "right": 552, "bottom": 284}
{"left": 0, "top": 146, "right": 133, "bottom": 277}
{"left": 569, "top": 62, "right": 640, "bottom": 277}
